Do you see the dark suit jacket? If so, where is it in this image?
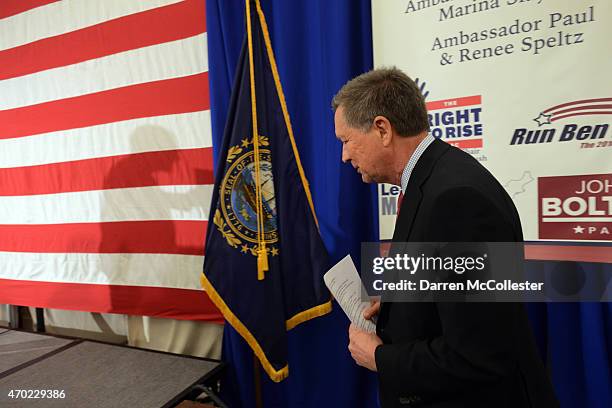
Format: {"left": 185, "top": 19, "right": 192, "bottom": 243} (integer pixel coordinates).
{"left": 375, "top": 139, "right": 558, "bottom": 408}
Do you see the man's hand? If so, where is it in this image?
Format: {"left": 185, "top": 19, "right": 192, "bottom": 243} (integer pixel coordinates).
{"left": 363, "top": 299, "right": 380, "bottom": 321}
{"left": 348, "top": 323, "right": 383, "bottom": 372}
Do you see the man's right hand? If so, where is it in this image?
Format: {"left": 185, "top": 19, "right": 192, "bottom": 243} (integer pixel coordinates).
{"left": 363, "top": 299, "right": 380, "bottom": 321}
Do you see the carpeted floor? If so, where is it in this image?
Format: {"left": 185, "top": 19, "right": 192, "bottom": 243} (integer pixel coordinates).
{"left": 0, "top": 330, "right": 221, "bottom": 408}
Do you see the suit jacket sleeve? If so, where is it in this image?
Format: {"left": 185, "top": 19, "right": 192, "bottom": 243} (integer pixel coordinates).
{"left": 375, "top": 186, "right": 521, "bottom": 398}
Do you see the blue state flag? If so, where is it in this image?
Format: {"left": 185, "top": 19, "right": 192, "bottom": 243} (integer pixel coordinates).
{"left": 201, "top": 0, "right": 332, "bottom": 382}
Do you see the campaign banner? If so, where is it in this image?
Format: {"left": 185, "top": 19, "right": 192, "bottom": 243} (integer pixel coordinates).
{"left": 373, "top": 0, "right": 612, "bottom": 254}
{"left": 539, "top": 173, "right": 611, "bottom": 241}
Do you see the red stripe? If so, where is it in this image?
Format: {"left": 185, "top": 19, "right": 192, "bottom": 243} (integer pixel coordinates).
{"left": 0, "top": 221, "right": 208, "bottom": 255}
{"left": 426, "top": 95, "right": 481, "bottom": 111}
{"left": 0, "top": 0, "right": 59, "bottom": 19}
{"left": 0, "top": 148, "right": 213, "bottom": 196}
{"left": 551, "top": 104, "right": 612, "bottom": 115}
{"left": 446, "top": 138, "right": 483, "bottom": 149}
{"left": 543, "top": 97, "right": 612, "bottom": 113}
{"left": 0, "top": 72, "right": 210, "bottom": 140}
{"left": 0, "top": 279, "right": 223, "bottom": 322}
{"left": 551, "top": 111, "right": 612, "bottom": 122}
{"left": 0, "top": 0, "right": 206, "bottom": 80}
{"left": 525, "top": 244, "right": 612, "bottom": 263}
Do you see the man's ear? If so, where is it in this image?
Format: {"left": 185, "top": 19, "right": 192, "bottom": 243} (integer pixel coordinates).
{"left": 373, "top": 116, "right": 393, "bottom": 147}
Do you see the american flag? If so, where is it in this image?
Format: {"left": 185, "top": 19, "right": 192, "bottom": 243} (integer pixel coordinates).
{"left": 0, "top": 0, "right": 221, "bottom": 321}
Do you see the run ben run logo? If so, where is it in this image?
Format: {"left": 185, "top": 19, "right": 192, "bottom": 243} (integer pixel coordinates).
{"left": 510, "top": 97, "right": 611, "bottom": 145}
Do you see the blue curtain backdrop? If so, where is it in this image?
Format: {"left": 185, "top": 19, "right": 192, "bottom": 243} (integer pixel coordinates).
{"left": 205, "top": 1, "right": 611, "bottom": 407}
{"left": 526, "top": 262, "right": 612, "bottom": 408}
{"left": 206, "top": 1, "right": 378, "bottom": 407}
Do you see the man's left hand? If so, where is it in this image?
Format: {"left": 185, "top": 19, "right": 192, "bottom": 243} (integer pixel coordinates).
{"left": 348, "top": 323, "right": 383, "bottom": 372}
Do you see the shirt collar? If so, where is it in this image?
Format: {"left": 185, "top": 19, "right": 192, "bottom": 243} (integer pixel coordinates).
{"left": 400, "top": 134, "right": 435, "bottom": 194}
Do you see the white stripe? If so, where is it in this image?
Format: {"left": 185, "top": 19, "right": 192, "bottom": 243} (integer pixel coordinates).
{"left": 0, "top": 111, "right": 211, "bottom": 168}
{"left": 0, "top": 34, "right": 208, "bottom": 110}
{"left": 542, "top": 217, "right": 612, "bottom": 223}
{"left": 0, "top": 0, "right": 183, "bottom": 51}
{"left": 0, "top": 185, "right": 213, "bottom": 224}
{"left": 0, "top": 252, "right": 204, "bottom": 290}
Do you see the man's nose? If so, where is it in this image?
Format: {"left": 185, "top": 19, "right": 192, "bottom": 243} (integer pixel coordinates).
{"left": 341, "top": 145, "right": 350, "bottom": 163}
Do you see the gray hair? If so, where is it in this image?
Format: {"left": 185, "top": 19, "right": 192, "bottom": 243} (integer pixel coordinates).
{"left": 331, "top": 67, "right": 429, "bottom": 137}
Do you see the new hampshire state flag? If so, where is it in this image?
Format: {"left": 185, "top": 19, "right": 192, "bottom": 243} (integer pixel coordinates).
{"left": 201, "top": 0, "right": 332, "bottom": 382}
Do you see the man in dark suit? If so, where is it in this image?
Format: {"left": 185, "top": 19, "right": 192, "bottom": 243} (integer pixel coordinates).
{"left": 333, "top": 68, "right": 558, "bottom": 407}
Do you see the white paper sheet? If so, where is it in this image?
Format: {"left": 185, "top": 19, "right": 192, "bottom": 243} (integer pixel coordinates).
{"left": 323, "top": 255, "right": 377, "bottom": 333}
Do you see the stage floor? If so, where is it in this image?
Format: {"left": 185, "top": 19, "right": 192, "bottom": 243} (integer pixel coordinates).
{"left": 0, "top": 329, "right": 223, "bottom": 407}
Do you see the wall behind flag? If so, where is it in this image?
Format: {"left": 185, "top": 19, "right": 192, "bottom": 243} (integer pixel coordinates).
{"left": 0, "top": 0, "right": 221, "bottom": 321}
{"left": 206, "top": 0, "right": 379, "bottom": 406}
{"left": 372, "top": 2, "right": 612, "bottom": 407}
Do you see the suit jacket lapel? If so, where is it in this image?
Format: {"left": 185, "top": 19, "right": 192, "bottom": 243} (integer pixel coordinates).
{"left": 391, "top": 138, "right": 450, "bottom": 242}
